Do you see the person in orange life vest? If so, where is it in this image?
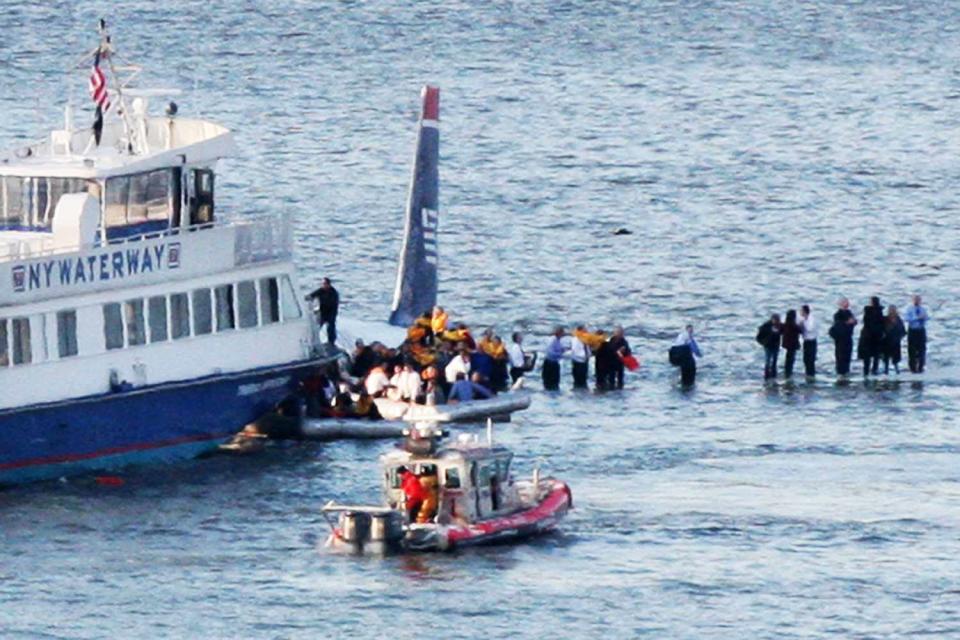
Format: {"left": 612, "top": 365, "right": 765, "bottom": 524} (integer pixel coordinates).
{"left": 417, "top": 465, "right": 440, "bottom": 524}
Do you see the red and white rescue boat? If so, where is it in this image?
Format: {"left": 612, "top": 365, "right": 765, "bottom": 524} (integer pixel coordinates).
{"left": 321, "top": 424, "right": 572, "bottom": 553}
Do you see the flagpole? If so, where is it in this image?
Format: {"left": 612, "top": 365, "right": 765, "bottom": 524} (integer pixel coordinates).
{"left": 97, "top": 19, "right": 134, "bottom": 153}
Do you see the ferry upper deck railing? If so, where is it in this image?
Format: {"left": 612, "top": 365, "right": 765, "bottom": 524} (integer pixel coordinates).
{"left": 0, "top": 211, "right": 293, "bottom": 265}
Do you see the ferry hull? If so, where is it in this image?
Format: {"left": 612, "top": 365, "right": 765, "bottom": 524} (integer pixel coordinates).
{"left": 0, "top": 360, "right": 319, "bottom": 486}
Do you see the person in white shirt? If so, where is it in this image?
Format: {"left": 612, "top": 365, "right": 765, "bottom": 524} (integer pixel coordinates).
{"left": 397, "top": 363, "right": 423, "bottom": 401}
{"left": 569, "top": 325, "right": 591, "bottom": 389}
{"left": 364, "top": 365, "right": 391, "bottom": 397}
{"left": 799, "top": 304, "right": 818, "bottom": 378}
{"left": 444, "top": 350, "right": 471, "bottom": 385}
{"left": 508, "top": 332, "right": 528, "bottom": 384}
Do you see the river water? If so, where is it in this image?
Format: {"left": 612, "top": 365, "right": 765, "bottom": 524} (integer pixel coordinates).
{"left": 3, "top": 1, "right": 960, "bottom": 638}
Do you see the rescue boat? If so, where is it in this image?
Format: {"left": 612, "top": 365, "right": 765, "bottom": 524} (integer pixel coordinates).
{"left": 321, "top": 422, "right": 572, "bottom": 553}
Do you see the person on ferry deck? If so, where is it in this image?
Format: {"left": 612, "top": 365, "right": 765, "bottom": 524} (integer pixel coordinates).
{"left": 858, "top": 296, "right": 885, "bottom": 376}
{"left": 447, "top": 372, "right": 494, "bottom": 403}
{"left": 904, "top": 294, "right": 930, "bottom": 373}
{"left": 542, "top": 327, "right": 569, "bottom": 391}
{"left": 608, "top": 325, "right": 632, "bottom": 389}
{"left": 781, "top": 309, "right": 801, "bottom": 379}
{"left": 306, "top": 277, "right": 339, "bottom": 345}
{"left": 508, "top": 332, "right": 529, "bottom": 384}
{"left": 569, "top": 326, "right": 591, "bottom": 389}
{"left": 799, "top": 304, "right": 818, "bottom": 378}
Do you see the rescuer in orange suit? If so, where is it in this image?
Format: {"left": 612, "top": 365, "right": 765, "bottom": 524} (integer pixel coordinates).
{"left": 416, "top": 466, "right": 440, "bottom": 524}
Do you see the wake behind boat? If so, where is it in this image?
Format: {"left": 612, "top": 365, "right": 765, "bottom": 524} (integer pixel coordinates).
{"left": 0, "top": 24, "right": 325, "bottom": 484}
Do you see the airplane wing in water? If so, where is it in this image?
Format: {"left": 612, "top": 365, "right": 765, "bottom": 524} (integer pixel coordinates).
{"left": 388, "top": 85, "right": 440, "bottom": 327}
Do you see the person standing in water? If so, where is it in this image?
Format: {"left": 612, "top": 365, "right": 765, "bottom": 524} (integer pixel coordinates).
{"left": 569, "top": 325, "right": 591, "bottom": 389}
{"left": 798, "top": 304, "right": 818, "bottom": 378}
{"left": 781, "top": 309, "right": 801, "bottom": 379}
{"left": 904, "top": 295, "right": 930, "bottom": 373}
{"left": 756, "top": 314, "right": 783, "bottom": 380}
{"left": 858, "top": 296, "right": 885, "bottom": 376}
{"left": 883, "top": 305, "right": 906, "bottom": 374}
{"left": 542, "top": 327, "right": 569, "bottom": 391}
{"left": 830, "top": 298, "right": 857, "bottom": 376}
{"left": 669, "top": 325, "right": 702, "bottom": 388}
{"left": 608, "top": 325, "right": 632, "bottom": 390}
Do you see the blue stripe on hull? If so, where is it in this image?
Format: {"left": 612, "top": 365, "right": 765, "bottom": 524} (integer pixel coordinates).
{"left": 0, "top": 360, "right": 318, "bottom": 486}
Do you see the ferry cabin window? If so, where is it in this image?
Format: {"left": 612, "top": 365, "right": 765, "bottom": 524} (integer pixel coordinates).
{"left": 1, "top": 176, "right": 86, "bottom": 230}
{"left": 57, "top": 310, "right": 78, "bottom": 358}
{"left": 125, "top": 299, "right": 146, "bottom": 347}
{"left": 148, "top": 295, "right": 168, "bottom": 342}
{"left": 189, "top": 169, "right": 215, "bottom": 225}
{"left": 280, "top": 276, "right": 302, "bottom": 321}
{"left": 170, "top": 293, "right": 191, "bottom": 340}
{"left": 11, "top": 317, "right": 30, "bottom": 365}
{"left": 237, "top": 280, "right": 258, "bottom": 329}
{"left": 259, "top": 278, "right": 280, "bottom": 325}
{"left": 104, "top": 169, "right": 175, "bottom": 232}
{"left": 192, "top": 289, "right": 213, "bottom": 336}
{"left": 103, "top": 303, "right": 124, "bottom": 350}
{"left": 215, "top": 285, "right": 235, "bottom": 331}
{"left": 0, "top": 320, "right": 8, "bottom": 366}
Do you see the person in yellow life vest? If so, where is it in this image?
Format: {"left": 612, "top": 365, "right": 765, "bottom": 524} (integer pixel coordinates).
{"left": 431, "top": 306, "right": 448, "bottom": 335}
{"left": 416, "top": 466, "right": 440, "bottom": 523}
{"left": 408, "top": 342, "right": 436, "bottom": 367}
{"left": 413, "top": 311, "right": 434, "bottom": 344}
{"left": 407, "top": 323, "right": 427, "bottom": 344}
{"left": 477, "top": 328, "right": 497, "bottom": 356}
{"left": 574, "top": 326, "right": 607, "bottom": 352}
{"left": 488, "top": 335, "right": 510, "bottom": 391}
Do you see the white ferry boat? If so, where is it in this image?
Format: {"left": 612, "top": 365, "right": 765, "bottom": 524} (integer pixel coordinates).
{"left": 0, "top": 26, "right": 323, "bottom": 484}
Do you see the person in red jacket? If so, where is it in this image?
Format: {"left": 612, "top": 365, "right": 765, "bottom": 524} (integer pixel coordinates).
{"left": 399, "top": 467, "right": 425, "bottom": 521}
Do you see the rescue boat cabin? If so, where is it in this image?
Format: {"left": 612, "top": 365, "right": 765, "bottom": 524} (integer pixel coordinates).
{"left": 381, "top": 435, "right": 518, "bottom": 523}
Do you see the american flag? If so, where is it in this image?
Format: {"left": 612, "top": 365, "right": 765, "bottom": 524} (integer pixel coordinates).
{"left": 89, "top": 48, "right": 110, "bottom": 112}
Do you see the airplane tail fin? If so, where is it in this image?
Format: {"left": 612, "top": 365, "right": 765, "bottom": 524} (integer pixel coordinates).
{"left": 388, "top": 85, "right": 440, "bottom": 327}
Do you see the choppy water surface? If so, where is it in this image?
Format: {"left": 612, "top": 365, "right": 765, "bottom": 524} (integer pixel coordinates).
{"left": 3, "top": 1, "right": 960, "bottom": 637}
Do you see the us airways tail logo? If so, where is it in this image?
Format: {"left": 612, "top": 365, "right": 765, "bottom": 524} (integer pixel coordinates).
{"left": 12, "top": 241, "right": 181, "bottom": 293}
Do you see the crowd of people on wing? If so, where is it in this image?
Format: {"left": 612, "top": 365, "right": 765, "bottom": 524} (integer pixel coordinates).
{"left": 300, "top": 306, "right": 536, "bottom": 420}
{"left": 756, "top": 295, "right": 930, "bottom": 379}
{"left": 541, "top": 325, "right": 637, "bottom": 391}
